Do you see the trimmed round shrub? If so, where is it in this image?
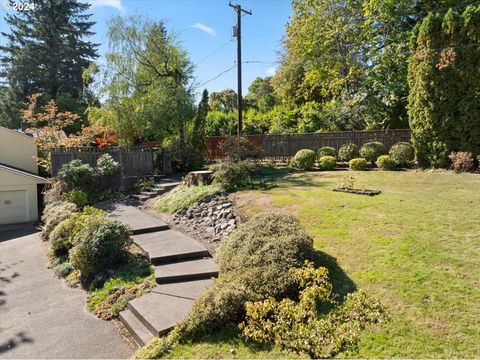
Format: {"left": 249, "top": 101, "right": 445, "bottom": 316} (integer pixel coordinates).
{"left": 318, "top": 156, "right": 336, "bottom": 171}
{"left": 376, "top": 155, "right": 396, "bottom": 171}
{"left": 292, "top": 149, "right": 316, "bottom": 170}
{"left": 172, "top": 213, "right": 314, "bottom": 342}
{"left": 389, "top": 142, "right": 415, "bottom": 167}
{"left": 360, "top": 142, "right": 387, "bottom": 164}
{"left": 41, "top": 201, "right": 77, "bottom": 240}
{"left": 69, "top": 216, "right": 132, "bottom": 279}
{"left": 212, "top": 160, "right": 254, "bottom": 190}
{"left": 349, "top": 158, "right": 367, "bottom": 171}
{"left": 338, "top": 143, "right": 359, "bottom": 162}
{"left": 318, "top": 147, "right": 336, "bottom": 159}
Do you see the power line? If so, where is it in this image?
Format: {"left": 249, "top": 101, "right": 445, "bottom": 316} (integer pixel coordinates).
{"left": 194, "top": 63, "right": 236, "bottom": 89}
{"left": 193, "top": 39, "right": 234, "bottom": 67}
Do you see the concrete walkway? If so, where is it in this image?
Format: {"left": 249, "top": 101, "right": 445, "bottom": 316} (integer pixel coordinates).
{"left": 0, "top": 225, "right": 132, "bottom": 359}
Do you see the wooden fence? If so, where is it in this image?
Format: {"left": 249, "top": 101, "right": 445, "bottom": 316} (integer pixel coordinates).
{"left": 51, "top": 146, "right": 172, "bottom": 189}
{"left": 204, "top": 129, "right": 411, "bottom": 161}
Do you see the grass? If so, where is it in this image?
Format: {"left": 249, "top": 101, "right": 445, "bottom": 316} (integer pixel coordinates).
{"left": 168, "top": 170, "right": 480, "bottom": 358}
{"left": 155, "top": 184, "right": 223, "bottom": 214}
{"left": 86, "top": 250, "right": 155, "bottom": 320}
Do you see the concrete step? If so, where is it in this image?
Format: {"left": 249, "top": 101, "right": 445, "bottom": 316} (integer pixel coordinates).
{"left": 133, "top": 230, "right": 210, "bottom": 265}
{"left": 139, "top": 191, "right": 159, "bottom": 198}
{"left": 119, "top": 309, "right": 154, "bottom": 346}
{"left": 127, "top": 280, "right": 213, "bottom": 336}
{"left": 102, "top": 204, "right": 169, "bottom": 234}
{"left": 154, "top": 258, "right": 219, "bottom": 284}
{"left": 154, "top": 181, "right": 182, "bottom": 191}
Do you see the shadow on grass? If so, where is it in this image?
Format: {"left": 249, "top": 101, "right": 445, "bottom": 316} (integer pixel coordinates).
{"left": 312, "top": 250, "right": 356, "bottom": 301}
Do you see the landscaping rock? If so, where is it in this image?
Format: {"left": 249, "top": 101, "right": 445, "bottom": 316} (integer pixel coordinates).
{"left": 170, "top": 194, "right": 239, "bottom": 250}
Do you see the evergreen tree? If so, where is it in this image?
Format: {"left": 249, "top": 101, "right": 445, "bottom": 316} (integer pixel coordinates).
{"left": 191, "top": 89, "right": 209, "bottom": 150}
{"left": 408, "top": 5, "right": 480, "bottom": 167}
{"left": 0, "top": 0, "right": 98, "bottom": 128}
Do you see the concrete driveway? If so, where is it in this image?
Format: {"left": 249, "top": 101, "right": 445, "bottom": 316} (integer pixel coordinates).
{"left": 0, "top": 224, "right": 132, "bottom": 359}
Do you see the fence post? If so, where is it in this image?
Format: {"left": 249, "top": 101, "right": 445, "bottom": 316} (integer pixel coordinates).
{"left": 119, "top": 148, "right": 125, "bottom": 189}
{"left": 163, "top": 148, "right": 172, "bottom": 175}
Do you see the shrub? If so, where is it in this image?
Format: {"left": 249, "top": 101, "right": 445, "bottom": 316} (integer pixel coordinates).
{"left": 52, "top": 261, "right": 74, "bottom": 278}
{"left": 69, "top": 216, "right": 132, "bottom": 279}
{"left": 49, "top": 207, "right": 105, "bottom": 255}
{"left": 95, "top": 154, "right": 120, "bottom": 177}
{"left": 240, "top": 262, "right": 389, "bottom": 359}
{"left": 62, "top": 188, "right": 91, "bottom": 208}
{"left": 211, "top": 160, "right": 254, "bottom": 190}
{"left": 155, "top": 184, "right": 223, "bottom": 214}
{"left": 57, "top": 159, "right": 95, "bottom": 188}
{"left": 43, "top": 180, "right": 68, "bottom": 205}
{"left": 291, "top": 149, "right": 316, "bottom": 170}
{"left": 318, "top": 147, "right": 336, "bottom": 159}
{"left": 318, "top": 156, "right": 336, "bottom": 171}
{"left": 171, "top": 213, "right": 314, "bottom": 343}
{"left": 338, "top": 143, "right": 359, "bottom": 162}
{"left": 41, "top": 201, "right": 77, "bottom": 240}
{"left": 171, "top": 143, "right": 205, "bottom": 173}
{"left": 376, "top": 155, "right": 396, "bottom": 171}
{"left": 360, "top": 142, "right": 387, "bottom": 164}
{"left": 349, "top": 158, "right": 367, "bottom": 171}
{"left": 220, "top": 137, "right": 263, "bottom": 161}
{"left": 389, "top": 142, "right": 415, "bottom": 167}
{"left": 448, "top": 152, "right": 475, "bottom": 173}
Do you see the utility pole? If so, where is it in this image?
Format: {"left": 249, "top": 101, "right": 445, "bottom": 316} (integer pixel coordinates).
{"left": 229, "top": 1, "right": 252, "bottom": 137}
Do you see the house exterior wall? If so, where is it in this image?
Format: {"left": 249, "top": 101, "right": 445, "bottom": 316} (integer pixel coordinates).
{"left": 0, "top": 169, "right": 39, "bottom": 223}
{"left": 0, "top": 127, "right": 38, "bottom": 174}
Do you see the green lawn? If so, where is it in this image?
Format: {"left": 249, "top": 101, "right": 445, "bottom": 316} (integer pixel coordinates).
{"left": 168, "top": 170, "right": 480, "bottom": 358}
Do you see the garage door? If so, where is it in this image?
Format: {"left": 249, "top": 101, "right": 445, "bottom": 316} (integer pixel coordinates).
{"left": 0, "top": 190, "right": 28, "bottom": 225}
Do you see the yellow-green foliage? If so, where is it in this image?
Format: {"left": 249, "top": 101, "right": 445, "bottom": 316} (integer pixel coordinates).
{"left": 240, "top": 261, "right": 389, "bottom": 358}
{"left": 318, "top": 155, "right": 336, "bottom": 171}
{"left": 292, "top": 149, "right": 316, "bottom": 170}
{"left": 155, "top": 184, "right": 223, "bottom": 214}
{"left": 376, "top": 155, "right": 396, "bottom": 171}
{"left": 41, "top": 201, "right": 77, "bottom": 240}
{"left": 349, "top": 158, "right": 367, "bottom": 171}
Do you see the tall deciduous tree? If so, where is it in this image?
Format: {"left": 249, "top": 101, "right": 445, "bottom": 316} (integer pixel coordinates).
{"left": 408, "top": 5, "right": 480, "bottom": 167}
{"left": 0, "top": 0, "right": 98, "bottom": 128}
{"left": 89, "top": 16, "right": 195, "bottom": 145}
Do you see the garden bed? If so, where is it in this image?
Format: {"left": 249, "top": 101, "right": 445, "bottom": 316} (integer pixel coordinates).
{"left": 332, "top": 187, "right": 381, "bottom": 196}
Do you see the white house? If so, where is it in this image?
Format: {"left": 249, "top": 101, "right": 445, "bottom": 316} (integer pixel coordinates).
{"left": 0, "top": 126, "right": 47, "bottom": 225}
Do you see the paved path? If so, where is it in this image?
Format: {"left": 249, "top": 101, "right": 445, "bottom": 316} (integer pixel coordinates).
{"left": 0, "top": 225, "right": 132, "bottom": 359}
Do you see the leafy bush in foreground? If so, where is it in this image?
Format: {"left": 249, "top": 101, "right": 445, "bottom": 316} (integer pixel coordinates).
{"left": 349, "top": 158, "right": 367, "bottom": 171}
{"left": 240, "top": 262, "right": 389, "bottom": 358}
{"left": 135, "top": 213, "right": 314, "bottom": 359}
{"left": 292, "top": 149, "right": 316, "bottom": 171}
{"left": 360, "top": 142, "right": 387, "bottom": 164}
{"left": 41, "top": 201, "right": 77, "bottom": 240}
{"left": 318, "top": 147, "right": 336, "bottom": 159}
{"left": 376, "top": 155, "right": 396, "bottom": 171}
{"left": 69, "top": 216, "right": 132, "bottom": 279}
{"left": 57, "top": 160, "right": 95, "bottom": 188}
{"left": 338, "top": 143, "right": 359, "bottom": 162}
{"left": 318, "top": 156, "right": 336, "bottom": 171}
{"left": 389, "top": 142, "right": 415, "bottom": 167}
{"left": 211, "top": 160, "right": 255, "bottom": 190}
{"left": 155, "top": 184, "right": 223, "bottom": 214}
{"left": 448, "top": 152, "right": 476, "bottom": 173}
{"left": 49, "top": 207, "right": 105, "bottom": 255}
{"left": 62, "top": 188, "right": 91, "bottom": 208}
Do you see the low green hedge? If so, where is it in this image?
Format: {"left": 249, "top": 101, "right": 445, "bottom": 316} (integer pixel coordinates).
{"left": 360, "top": 142, "right": 387, "bottom": 164}
{"left": 376, "top": 155, "right": 396, "bottom": 171}
{"left": 292, "top": 149, "right": 316, "bottom": 171}
{"left": 349, "top": 158, "right": 367, "bottom": 171}
{"left": 318, "top": 147, "right": 336, "bottom": 159}
{"left": 319, "top": 156, "right": 336, "bottom": 171}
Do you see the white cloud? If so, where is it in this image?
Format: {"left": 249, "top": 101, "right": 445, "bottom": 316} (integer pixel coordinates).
{"left": 266, "top": 66, "right": 277, "bottom": 76}
{"left": 89, "top": 0, "right": 125, "bottom": 11}
{"left": 192, "top": 23, "right": 216, "bottom": 36}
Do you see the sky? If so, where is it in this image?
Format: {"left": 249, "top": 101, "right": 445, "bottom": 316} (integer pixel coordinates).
{"left": 0, "top": 0, "right": 292, "bottom": 101}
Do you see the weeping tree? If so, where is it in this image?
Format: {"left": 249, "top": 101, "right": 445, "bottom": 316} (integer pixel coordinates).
{"left": 408, "top": 5, "right": 480, "bottom": 167}
{"left": 89, "top": 16, "right": 195, "bottom": 146}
